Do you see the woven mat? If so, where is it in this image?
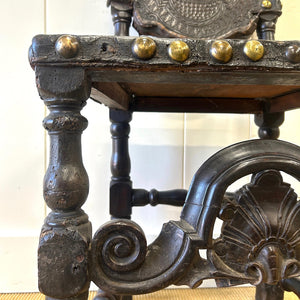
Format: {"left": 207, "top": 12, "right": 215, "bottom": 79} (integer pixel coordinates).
{"left": 0, "top": 288, "right": 298, "bottom": 300}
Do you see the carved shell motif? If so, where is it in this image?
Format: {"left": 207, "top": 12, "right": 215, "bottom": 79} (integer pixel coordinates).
{"left": 133, "top": 0, "right": 261, "bottom": 39}
{"left": 211, "top": 170, "right": 300, "bottom": 286}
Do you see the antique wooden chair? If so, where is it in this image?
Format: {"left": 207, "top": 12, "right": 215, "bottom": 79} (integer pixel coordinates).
{"left": 29, "top": 0, "right": 300, "bottom": 300}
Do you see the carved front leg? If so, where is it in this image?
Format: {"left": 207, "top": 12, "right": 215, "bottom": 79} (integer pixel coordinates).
{"left": 36, "top": 66, "right": 92, "bottom": 300}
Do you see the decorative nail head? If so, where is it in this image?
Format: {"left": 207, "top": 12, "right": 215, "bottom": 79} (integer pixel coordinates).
{"left": 210, "top": 40, "right": 233, "bottom": 63}
{"left": 261, "top": 0, "right": 272, "bottom": 8}
{"left": 132, "top": 37, "right": 156, "bottom": 60}
{"left": 286, "top": 45, "right": 300, "bottom": 63}
{"left": 55, "top": 35, "right": 79, "bottom": 58}
{"left": 244, "top": 40, "right": 264, "bottom": 61}
{"left": 168, "top": 40, "right": 190, "bottom": 62}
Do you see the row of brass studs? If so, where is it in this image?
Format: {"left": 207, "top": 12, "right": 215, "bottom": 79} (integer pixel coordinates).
{"left": 55, "top": 35, "right": 300, "bottom": 64}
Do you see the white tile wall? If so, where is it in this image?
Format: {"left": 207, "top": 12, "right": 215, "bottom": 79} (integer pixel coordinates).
{"left": 0, "top": 0, "right": 299, "bottom": 293}
{"left": 0, "top": 0, "right": 45, "bottom": 292}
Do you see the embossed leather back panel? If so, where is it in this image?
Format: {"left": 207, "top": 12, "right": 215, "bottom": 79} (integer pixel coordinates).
{"left": 133, "top": 0, "right": 264, "bottom": 39}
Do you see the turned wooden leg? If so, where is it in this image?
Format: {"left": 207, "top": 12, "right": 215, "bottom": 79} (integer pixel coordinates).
{"left": 108, "top": 0, "right": 133, "bottom": 36}
{"left": 255, "top": 284, "right": 284, "bottom": 300}
{"left": 109, "top": 109, "right": 133, "bottom": 300}
{"left": 109, "top": 109, "right": 133, "bottom": 219}
{"left": 36, "top": 67, "right": 92, "bottom": 300}
{"left": 94, "top": 290, "right": 132, "bottom": 300}
{"left": 282, "top": 278, "right": 300, "bottom": 297}
{"left": 257, "top": 2, "right": 282, "bottom": 40}
{"left": 94, "top": 109, "right": 133, "bottom": 300}
{"left": 254, "top": 111, "right": 284, "bottom": 140}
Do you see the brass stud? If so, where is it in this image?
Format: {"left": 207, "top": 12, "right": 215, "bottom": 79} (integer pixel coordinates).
{"left": 286, "top": 45, "right": 300, "bottom": 63}
{"left": 244, "top": 40, "right": 264, "bottom": 61}
{"left": 261, "top": 0, "right": 272, "bottom": 8}
{"left": 132, "top": 37, "right": 156, "bottom": 60}
{"left": 168, "top": 40, "right": 190, "bottom": 62}
{"left": 210, "top": 40, "right": 233, "bottom": 63}
{"left": 55, "top": 35, "right": 79, "bottom": 58}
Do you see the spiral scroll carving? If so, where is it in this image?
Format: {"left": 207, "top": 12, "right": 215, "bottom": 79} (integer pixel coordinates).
{"left": 91, "top": 219, "right": 147, "bottom": 273}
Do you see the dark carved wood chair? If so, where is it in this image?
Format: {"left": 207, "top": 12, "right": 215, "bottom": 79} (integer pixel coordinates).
{"left": 29, "top": 1, "right": 300, "bottom": 300}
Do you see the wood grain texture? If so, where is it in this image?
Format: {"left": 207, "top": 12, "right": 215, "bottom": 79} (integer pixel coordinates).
{"left": 29, "top": 36, "right": 300, "bottom": 114}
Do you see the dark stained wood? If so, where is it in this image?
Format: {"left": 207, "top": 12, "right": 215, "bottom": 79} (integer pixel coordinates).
{"left": 119, "top": 83, "right": 298, "bottom": 99}
{"left": 268, "top": 90, "right": 300, "bottom": 113}
{"left": 282, "top": 278, "right": 300, "bottom": 298}
{"left": 257, "top": 1, "right": 282, "bottom": 40}
{"left": 30, "top": 36, "right": 300, "bottom": 73}
{"left": 132, "top": 189, "right": 187, "bottom": 207}
{"left": 91, "top": 82, "right": 131, "bottom": 110}
{"left": 254, "top": 111, "right": 284, "bottom": 139}
{"left": 36, "top": 66, "right": 92, "bottom": 300}
{"left": 29, "top": 1, "right": 300, "bottom": 299}
{"left": 213, "top": 170, "right": 300, "bottom": 295}
{"left": 29, "top": 35, "right": 300, "bottom": 114}
{"left": 219, "top": 169, "right": 300, "bottom": 300}
{"left": 90, "top": 70, "right": 300, "bottom": 90}
{"left": 131, "top": 96, "right": 264, "bottom": 114}
{"left": 255, "top": 284, "right": 284, "bottom": 300}
{"left": 107, "top": 0, "right": 133, "bottom": 36}
{"left": 90, "top": 83, "right": 300, "bottom": 114}
{"left": 29, "top": 35, "right": 300, "bottom": 72}
{"left": 94, "top": 289, "right": 132, "bottom": 300}
{"left": 89, "top": 140, "right": 300, "bottom": 300}
{"left": 109, "top": 109, "right": 133, "bottom": 219}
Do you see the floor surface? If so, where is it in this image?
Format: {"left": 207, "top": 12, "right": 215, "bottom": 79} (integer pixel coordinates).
{"left": 0, "top": 288, "right": 298, "bottom": 300}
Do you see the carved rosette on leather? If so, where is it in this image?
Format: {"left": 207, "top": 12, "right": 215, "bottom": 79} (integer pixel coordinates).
{"left": 33, "top": 59, "right": 92, "bottom": 300}
{"left": 133, "top": 0, "right": 265, "bottom": 39}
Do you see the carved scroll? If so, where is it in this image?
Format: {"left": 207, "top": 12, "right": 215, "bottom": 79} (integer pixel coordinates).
{"left": 91, "top": 139, "right": 300, "bottom": 299}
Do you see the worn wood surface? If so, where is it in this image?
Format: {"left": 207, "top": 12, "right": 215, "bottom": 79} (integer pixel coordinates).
{"left": 36, "top": 66, "right": 92, "bottom": 300}
{"left": 89, "top": 139, "right": 300, "bottom": 300}
{"left": 29, "top": 35, "right": 300, "bottom": 114}
{"left": 29, "top": 11, "right": 300, "bottom": 299}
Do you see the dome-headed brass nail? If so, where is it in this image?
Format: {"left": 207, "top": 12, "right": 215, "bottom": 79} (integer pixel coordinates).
{"left": 244, "top": 40, "right": 264, "bottom": 61}
{"left": 210, "top": 40, "right": 233, "bottom": 63}
{"left": 261, "top": 0, "right": 272, "bottom": 8}
{"left": 55, "top": 35, "right": 79, "bottom": 58}
{"left": 286, "top": 45, "right": 300, "bottom": 63}
{"left": 132, "top": 37, "right": 156, "bottom": 60}
{"left": 168, "top": 40, "right": 190, "bottom": 62}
